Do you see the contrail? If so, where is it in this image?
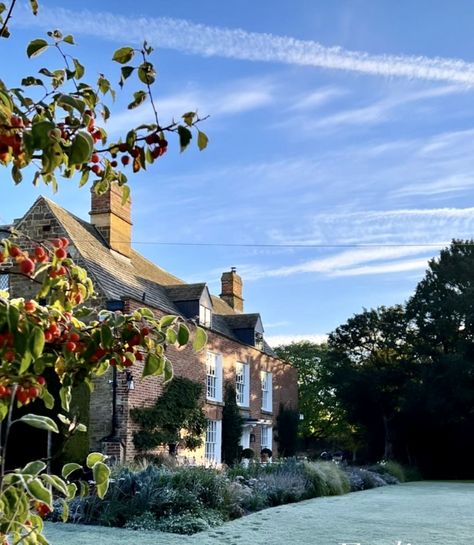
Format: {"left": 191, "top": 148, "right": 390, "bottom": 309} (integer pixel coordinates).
{"left": 14, "top": 6, "right": 474, "bottom": 85}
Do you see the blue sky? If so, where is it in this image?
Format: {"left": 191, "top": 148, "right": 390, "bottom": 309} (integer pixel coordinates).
{"left": 3, "top": 1, "right": 474, "bottom": 344}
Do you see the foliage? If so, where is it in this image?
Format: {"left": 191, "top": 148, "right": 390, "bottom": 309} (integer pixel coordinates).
{"left": 303, "top": 461, "right": 350, "bottom": 496}
{"left": 275, "top": 403, "right": 299, "bottom": 457}
{"left": 0, "top": 1, "right": 209, "bottom": 542}
{"left": 221, "top": 382, "right": 244, "bottom": 466}
{"left": 345, "top": 467, "right": 392, "bottom": 491}
{"left": 376, "top": 460, "right": 406, "bottom": 483}
{"left": 131, "top": 376, "right": 207, "bottom": 454}
{"left": 70, "top": 458, "right": 368, "bottom": 534}
{"left": 273, "top": 342, "right": 356, "bottom": 451}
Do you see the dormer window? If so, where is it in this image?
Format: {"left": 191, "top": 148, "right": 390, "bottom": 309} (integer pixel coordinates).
{"left": 255, "top": 332, "right": 264, "bottom": 351}
{"left": 199, "top": 305, "right": 212, "bottom": 328}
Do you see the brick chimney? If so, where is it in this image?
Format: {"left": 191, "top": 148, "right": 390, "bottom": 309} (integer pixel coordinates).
{"left": 220, "top": 267, "right": 244, "bottom": 313}
{"left": 89, "top": 182, "right": 132, "bottom": 258}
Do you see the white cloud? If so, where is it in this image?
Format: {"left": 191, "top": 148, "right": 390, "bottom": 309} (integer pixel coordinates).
{"left": 266, "top": 334, "right": 328, "bottom": 347}
{"left": 332, "top": 257, "right": 430, "bottom": 277}
{"left": 105, "top": 80, "right": 275, "bottom": 134}
{"left": 15, "top": 6, "right": 474, "bottom": 85}
{"left": 289, "top": 87, "right": 347, "bottom": 111}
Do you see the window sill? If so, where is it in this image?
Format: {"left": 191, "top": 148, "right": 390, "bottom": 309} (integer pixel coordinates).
{"left": 237, "top": 403, "right": 250, "bottom": 409}
{"left": 206, "top": 399, "right": 224, "bottom": 406}
{"left": 261, "top": 408, "right": 273, "bottom": 415}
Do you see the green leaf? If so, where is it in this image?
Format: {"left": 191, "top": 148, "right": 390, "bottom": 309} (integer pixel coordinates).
{"left": 93, "top": 462, "right": 110, "bottom": 499}
{"left": 60, "top": 498, "right": 69, "bottom": 522}
{"left": 193, "top": 327, "right": 207, "bottom": 352}
{"left": 127, "top": 90, "right": 147, "bottom": 110}
{"left": 57, "top": 94, "right": 85, "bottom": 114}
{"left": 27, "top": 478, "right": 52, "bottom": 505}
{"left": 22, "top": 461, "right": 46, "bottom": 476}
{"left": 31, "top": 120, "right": 55, "bottom": 150}
{"left": 41, "top": 474, "right": 69, "bottom": 496}
{"left": 29, "top": 0, "right": 39, "bottom": 15}
{"left": 112, "top": 46, "right": 135, "bottom": 64}
{"left": 119, "top": 66, "right": 135, "bottom": 88}
{"left": 11, "top": 165, "right": 22, "bottom": 184}
{"left": 197, "top": 130, "right": 209, "bottom": 151}
{"left": 159, "top": 315, "right": 177, "bottom": 329}
{"left": 63, "top": 34, "right": 75, "bottom": 45}
{"left": 78, "top": 169, "right": 89, "bottom": 188}
{"left": 121, "top": 184, "right": 130, "bottom": 206}
{"left": 30, "top": 326, "right": 45, "bottom": 359}
{"left": 177, "top": 125, "right": 192, "bottom": 152}
{"left": 17, "top": 414, "right": 59, "bottom": 433}
{"left": 164, "top": 358, "right": 173, "bottom": 382}
{"left": 137, "top": 62, "right": 156, "bottom": 85}
{"left": 66, "top": 482, "right": 77, "bottom": 500}
{"left": 68, "top": 131, "right": 93, "bottom": 165}
{"left": 62, "top": 462, "right": 82, "bottom": 480}
{"left": 177, "top": 323, "right": 190, "bottom": 346}
{"left": 27, "top": 39, "right": 48, "bottom": 58}
{"left": 40, "top": 388, "right": 55, "bottom": 410}
{"left": 86, "top": 452, "right": 105, "bottom": 468}
{"left": 100, "top": 324, "right": 113, "bottom": 349}
{"left": 166, "top": 328, "right": 177, "bottom": 344}
{"left": 143, "top": 352, "right": 164, "bottom": 377}
{"left": 182, "top": 112, "right": 195, "bottom": 126}
{"left": 59, "top": 386, "right": 71, "bottom": 411}
{"left": 73, "top": 58, "right": 85, "bottom": 79}
{"left": 21, "top": 76, "right": 44, "bottom": 87}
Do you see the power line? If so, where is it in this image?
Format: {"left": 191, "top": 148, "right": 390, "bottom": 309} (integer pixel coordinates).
{"left": 112, "top": 240, "right": 466, "bottom": 248}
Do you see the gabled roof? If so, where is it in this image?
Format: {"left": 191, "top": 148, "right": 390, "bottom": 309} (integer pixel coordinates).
{"left": 165, "top": 283, "right": 207, "bottom": 302}
{"left": 19, "top": 197, "right": 276, "bottom": 355}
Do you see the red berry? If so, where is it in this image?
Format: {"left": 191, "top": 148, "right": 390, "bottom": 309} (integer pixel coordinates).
{"left": 9, "top": 245, "right": 21, "bottom": 258}
{"left": 16, "top": 389, "right": 29, "bottom": 404}
{"left": 145, "top": 133, "right": 155, "bottom": 145}
{"left": 74, "top": 293, "right": 83, "bottom": 305}
{"left": 130, "top": 147, "right": 139, "bottom": 158}
{"left": 4, "top": 350, "right": 15, "bottom": 362}
{"left": 118, "top": 143, "right": 128, "bottom": 152}
{"left": 69, "top": 332, "right": 80, "bottom": 343}
{"left": 28, "top": 386, "right": 39, "bottom": 398}
{"left": 65, "top": 341, "right": 77, "bottom": 352}
{"left": 44, "top": 332, "right": 53, "bottom": 342}
{"left": 20, "top": 258, "right": 35, "bottom": 276}
{"left": 24, "top": 300, "right": 36, "bottom": 313}
{"left": 57, "top": 266, "right": 67, "bottom": 276}
{"left": 0, "top": 385, "right": 6, "bottom": 397}
{"left": 34, "top": 247, "right": 47, "bottom": 261}
{"left": 121, "top": 155, "right": 130, "bottom": 166}
{"left": 60, "top": 237, "right": 69, "bottom": 248}
{"left": 37, "top": 376, "right": 46, "bottom": 386}
{"left": 141, "top": 327, "right": 150, "bottom": 336}
{"left": 135, "top": 351, "right": 143, "bottom": 361}
{"left": 55, "top": 248, "right": 67, "bottom": 259}
{"left": 110, "top": 160, "right": 118, "bottom": 168}
{"left": 91, "top": 153, "right": 100, "bottom": 163}
{"left": 91, "top": 164, "right": 101, "bottom": 175}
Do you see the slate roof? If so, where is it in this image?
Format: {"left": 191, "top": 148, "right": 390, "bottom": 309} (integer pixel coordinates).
{"left": 165, "top": 283, "right": 207, "bottom": 302}
{"left": 22, "top": 197, "right": 276, "bottom": 355}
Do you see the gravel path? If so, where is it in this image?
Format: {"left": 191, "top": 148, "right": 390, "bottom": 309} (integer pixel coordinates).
{"left": 45, "top": 482, "right": 474, "bottom": 545}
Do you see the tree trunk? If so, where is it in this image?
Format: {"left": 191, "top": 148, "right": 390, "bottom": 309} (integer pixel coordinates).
{"left": 383, "top": 414, "right": 394, "bottom": 459}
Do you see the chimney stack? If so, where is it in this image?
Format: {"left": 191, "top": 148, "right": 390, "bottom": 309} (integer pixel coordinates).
{"left": 220, "top": 267, "right": 244, "bottom": 313}
{"left": 89, "top": 182, "right": 132, "bottom": 258}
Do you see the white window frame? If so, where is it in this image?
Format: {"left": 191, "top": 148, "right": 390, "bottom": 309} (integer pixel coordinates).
{"left": 204, "top": 419, "right": 222, "bottom": 463}
{"left": 261, "top": 425, "right": 272, "bottom": 450}
{"left": 206, "top": 351, "right": 223, "bottom": 402}
{"left": 199, "top": 305, "right": 212, "bottom": 328}
{"left": 235, "top": 362, "right": 250, "bottom": 407}
{"left": 261, "top": 371, "right": 273, "bottom": 412}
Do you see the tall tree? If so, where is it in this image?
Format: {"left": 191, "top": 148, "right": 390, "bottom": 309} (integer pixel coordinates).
{"left": 221, "top": 382, "right": 244, "bottom": 466}
{"left": 327, "top": 306, "right": 417, "bottom": 461}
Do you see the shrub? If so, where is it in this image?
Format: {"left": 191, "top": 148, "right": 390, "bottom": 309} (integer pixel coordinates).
{"left": 345, "top": 467, "right": 388, "bottom": 491}
{"left": 275, "top": 404, "right": 299, "bottom": 457}
{"left": 376, "top": 460, "right": 406, "bottom": 482}
{"left": 222, "top": 383, "right": 244, "bottom": 466}
{"left": 124, "top": 512, "right": 160, "bottom": 531}
{"left": 303, "top": 461, "right": 350, "bottom": 497}
{"left": 154, "top": 510, "right": 224, "bottom": 535}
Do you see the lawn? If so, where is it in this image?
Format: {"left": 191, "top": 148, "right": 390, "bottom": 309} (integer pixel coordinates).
{"left": 45, "top": 482, "right": 474, "bottom": 545}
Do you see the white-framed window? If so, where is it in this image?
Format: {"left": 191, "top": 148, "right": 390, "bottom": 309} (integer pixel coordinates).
{"left": 205, "top": 419, "right": 222, "bottom": 463}
{"left": 235, "top": 362, "right": 250, "bottom": 407}
{"left": 261, "top": 371, "right": 273, "bottom": 411}
{"left": 199, "top": 305, "right": 212, "bottom": 328}
{"left": 206, "top": 351, "right": 223, "bottom": 402}
{"left": 261, "top": 425, "right": 272, "bottom": 450}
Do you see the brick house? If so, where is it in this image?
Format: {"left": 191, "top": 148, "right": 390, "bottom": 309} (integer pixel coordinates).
{"left": 9, "top": 185, "right": 298, "bottom": 463}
